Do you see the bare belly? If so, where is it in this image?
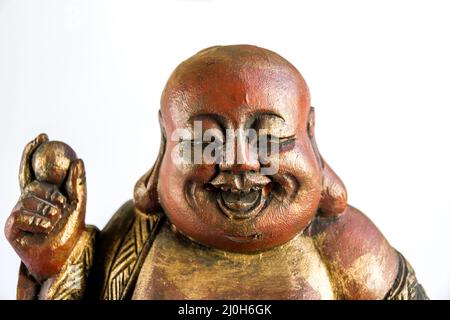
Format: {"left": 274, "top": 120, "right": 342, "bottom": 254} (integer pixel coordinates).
{"left": 132, "top": 223, "right": 335, "bottom": 300}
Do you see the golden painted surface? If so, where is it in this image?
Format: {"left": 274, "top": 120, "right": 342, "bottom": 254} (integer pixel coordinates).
{"left": 132, "top": 222, "right": 334, "bottom": 300}
{"left": 41, "top": 226, "right": 96, "bottom": 300}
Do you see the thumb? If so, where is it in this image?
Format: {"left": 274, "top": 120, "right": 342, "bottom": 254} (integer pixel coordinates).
{"left": 65, "top": 159, "right": 87, "bottom": 221}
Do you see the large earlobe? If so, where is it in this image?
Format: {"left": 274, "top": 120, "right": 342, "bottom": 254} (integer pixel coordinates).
{"left": 308, "top": 107, "right": 348, "bottom": 217}
{"left": 133, "top": 112, "right": 166, "bottom": 214}
{"left": 318, "top": 158, "right": 347, "bottom": 216}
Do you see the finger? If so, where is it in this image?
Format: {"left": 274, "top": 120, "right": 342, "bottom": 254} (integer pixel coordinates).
{"left": 65, "top": 159, "right": 86, "bottom": 220}
{"left": 19, "top": 196, "right": 62, "bottom": 222}
{"left": 49, "top": 189, "right": 68, "bottom": 208}
{"left": 13, "top": 209, "right": 53, "bottom": 234}
{"left": 19, "top": 133, "right": 49, "bottom": 191}
{"left": 23, "top": 181, "right": 67, "bottom": 209}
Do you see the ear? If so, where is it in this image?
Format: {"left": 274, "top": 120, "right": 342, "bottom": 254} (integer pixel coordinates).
{"left": 133, "top": 111, "right": 166, "bottom": 214}
{"left": 308, "top": 107, "right": 347, "bottom": 217}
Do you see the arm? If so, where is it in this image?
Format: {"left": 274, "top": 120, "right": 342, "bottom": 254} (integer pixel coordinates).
{"left": 5, "top": 134, "right": 97, "bottom": 300}
{"left": 309, "top": 205, "right": 428, "bottom": 300}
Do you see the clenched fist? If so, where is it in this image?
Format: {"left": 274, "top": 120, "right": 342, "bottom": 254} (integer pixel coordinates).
{"left": 5, "top": 134, "right": 87, "bottom": 282}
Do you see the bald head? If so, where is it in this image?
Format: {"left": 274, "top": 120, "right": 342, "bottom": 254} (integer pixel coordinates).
{"left": 160, "top": 45, "right": 311, "bottom": 131}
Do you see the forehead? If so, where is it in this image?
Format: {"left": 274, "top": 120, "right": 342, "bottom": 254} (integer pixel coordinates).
{"left": 161, "top": 62, "right": 310, "bottom": 133}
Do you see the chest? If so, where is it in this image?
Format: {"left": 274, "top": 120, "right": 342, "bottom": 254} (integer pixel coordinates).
{"left": 131, "top": 226, "right": 335, "bottom": 300}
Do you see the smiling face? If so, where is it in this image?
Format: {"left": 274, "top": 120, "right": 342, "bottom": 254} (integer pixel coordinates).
{"left": 158, "top": 45, "right": 322, "bottom": 252}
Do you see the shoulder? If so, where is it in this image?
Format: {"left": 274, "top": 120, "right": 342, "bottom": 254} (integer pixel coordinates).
{"left": 308, "top": 205, "right": 399, "bottom": 299}
{"left": 87, "top": 200, "right": 164, "bottom": 299}
{"left": 100, "top": 199, "right": 136, "bottom": 242}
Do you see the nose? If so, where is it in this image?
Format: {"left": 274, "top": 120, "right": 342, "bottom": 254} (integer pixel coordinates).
{"left": 219, "top": 131, "right": 260, "bottom": 173}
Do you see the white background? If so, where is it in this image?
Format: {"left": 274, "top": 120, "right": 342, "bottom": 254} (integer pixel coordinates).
{"left": 0, "top": 0, "right": 449, "bottom": 299}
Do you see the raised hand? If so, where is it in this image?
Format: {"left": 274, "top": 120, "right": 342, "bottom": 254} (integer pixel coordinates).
{"left": 5, "top": 134, "right": 87, "bottom": 282}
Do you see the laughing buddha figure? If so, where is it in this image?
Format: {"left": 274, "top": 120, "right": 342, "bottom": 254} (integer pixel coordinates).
{"left": 5, "top": 45, "right": 427, "bottom": 300}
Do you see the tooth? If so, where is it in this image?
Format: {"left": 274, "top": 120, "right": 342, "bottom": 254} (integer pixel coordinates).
{"left": 35, "top": 217, "right": 42, "bottom": 226}
{"left": 47, "top": 207, "right": 58, "bottom": 218}
{"left": 41, "top": 220, "right": 51, "bottom": 229}
{"left": 28, "top": 216, "right": 35, "bottom": 225}
{"left": 37, "top": 202, "right": 45, "bottom": 212}
{"left": 22, "top": 216, "right": 30, "bottom": 225}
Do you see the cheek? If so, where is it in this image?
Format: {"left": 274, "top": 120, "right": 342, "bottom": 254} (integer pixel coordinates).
{"left": 158, "top": 151, "right": 221, "bottom": 234}
{"left": 158, "top": 162, "right": 198, "bottom": 240}
{"left": 255, "top": 142, "right": 322, "bottom": 239}
{"left": 287, "top": 143, "right": 322, "bottom": 215}
{"left": 278, "top": 140, "right": 322, "bottom": 189}
{"left": 158, "top": 151, "right": 199, "bottom": 212}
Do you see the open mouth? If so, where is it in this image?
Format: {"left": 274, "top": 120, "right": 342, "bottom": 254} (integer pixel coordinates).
{"left": 210, "top": 184, "right": 271, "bottom": 220}
{"left": 185, "top": 171, "right": 299, "bottom": 221}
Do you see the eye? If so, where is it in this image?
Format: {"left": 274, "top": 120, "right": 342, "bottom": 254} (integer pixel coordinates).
{"left": 179, "top": 136, "right": 226, "bottom": 157}
{"left": 180, "top": 139, "right": 214, "bottom": 149}
{"left": 192, "top": 140, "right": 208, "bottom": 146}
{"left": 179, "top": 131, "right": 224, "bottom": 148}
{"left": 257, "top": 134, "right": 296, "bottom": 155}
